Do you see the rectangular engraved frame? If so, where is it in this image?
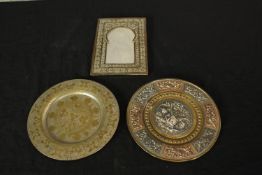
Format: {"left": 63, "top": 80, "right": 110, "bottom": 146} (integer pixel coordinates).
{"left": 90, "top": 17, "right": 148, "bottom": 76}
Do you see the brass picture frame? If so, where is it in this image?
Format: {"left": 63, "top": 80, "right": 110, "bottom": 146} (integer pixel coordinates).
{"left": 90, "top": 17, "right": 148, "bottom": 76}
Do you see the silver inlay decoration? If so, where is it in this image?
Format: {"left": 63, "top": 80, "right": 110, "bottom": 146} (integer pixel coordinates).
{"left": 136, "top": 85, "right": 156, "bottom": 104}
{"left": 135, "top": 129, "right": 162, "bottom": 153}
{"left": 192, "top": 128, "right": 216, "bottom": 152}
{"left": 154, "top": 100, "right": 194, "bottom": 136}
{"left": 184, "top": 85, "right": 208, "bottom": 102}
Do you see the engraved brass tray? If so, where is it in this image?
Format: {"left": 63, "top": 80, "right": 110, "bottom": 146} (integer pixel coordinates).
{"left": 27, "top": 79, "right": 119, "bottom": 160}
{"left": 127, "top": 79, "right": 221, "bottom": 162}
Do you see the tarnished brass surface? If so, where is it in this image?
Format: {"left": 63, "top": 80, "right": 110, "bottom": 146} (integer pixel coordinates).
{"left": 27, "top": 79, "right": 119, "bottom": 160}
{"left": 127, "top": 79, "right": 221, "bottom": 162}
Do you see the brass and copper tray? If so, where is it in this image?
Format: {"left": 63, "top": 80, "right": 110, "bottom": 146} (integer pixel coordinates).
{"left": 27, "top": 79, "right": 119, "bottom": 160}
{"left": 127, "top": 79, "right": 221, "bottom": 162}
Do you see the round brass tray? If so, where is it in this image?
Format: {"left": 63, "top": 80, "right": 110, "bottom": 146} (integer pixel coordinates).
{"left": 127, "top": 79, "right": 221, "bottom": 162}
{"left": 27, "top": 79, "right": 119, "bottom": 160}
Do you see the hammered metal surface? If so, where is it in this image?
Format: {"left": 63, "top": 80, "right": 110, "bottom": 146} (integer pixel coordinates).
{"left": 27, "top": 79, "right": 119, "bottom": 160}
{"left": 127, "top": 79, "right": 221, "bottom": 162}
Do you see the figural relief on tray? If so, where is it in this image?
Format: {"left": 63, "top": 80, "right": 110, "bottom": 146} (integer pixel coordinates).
{"left": 90, "top": 18, "right": 148, "bottom": 75}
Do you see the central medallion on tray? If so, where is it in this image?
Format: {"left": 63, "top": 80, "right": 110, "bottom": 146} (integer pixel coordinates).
{"left": 144, "top": 92, "right": 203, "bottom": 144}
{"left": 153, "top": 99, "right": 194, "bottom": 137}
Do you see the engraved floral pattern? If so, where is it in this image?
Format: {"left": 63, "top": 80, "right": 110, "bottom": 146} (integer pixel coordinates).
{"left": 162, "top": 145, "right": 194, "bottom": 160}
{"left": 27, "top": 79, "right": 119, "bottom": 160}
{"left": 154, "top": 80, "right": 183, "bottom": 91}
{"left": 136, "top": 129, "right": 162, "bottom": 154}
{"left": 136, "top": 85, "right": 156, "bottom": 104}
{"left": 192, "top": 128, "right": 216, "bottom": 152}
{"left": 128, "top": 103, "right": 144, "bottom": 132}
{"left": 205, "top": 104, "right": 218, "bottom": 129}
{"left": 184, "top": 84, "right": 208, "bottom": 102}
{"left": 46, "top": 95, "right": 100, "bottom": 143}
